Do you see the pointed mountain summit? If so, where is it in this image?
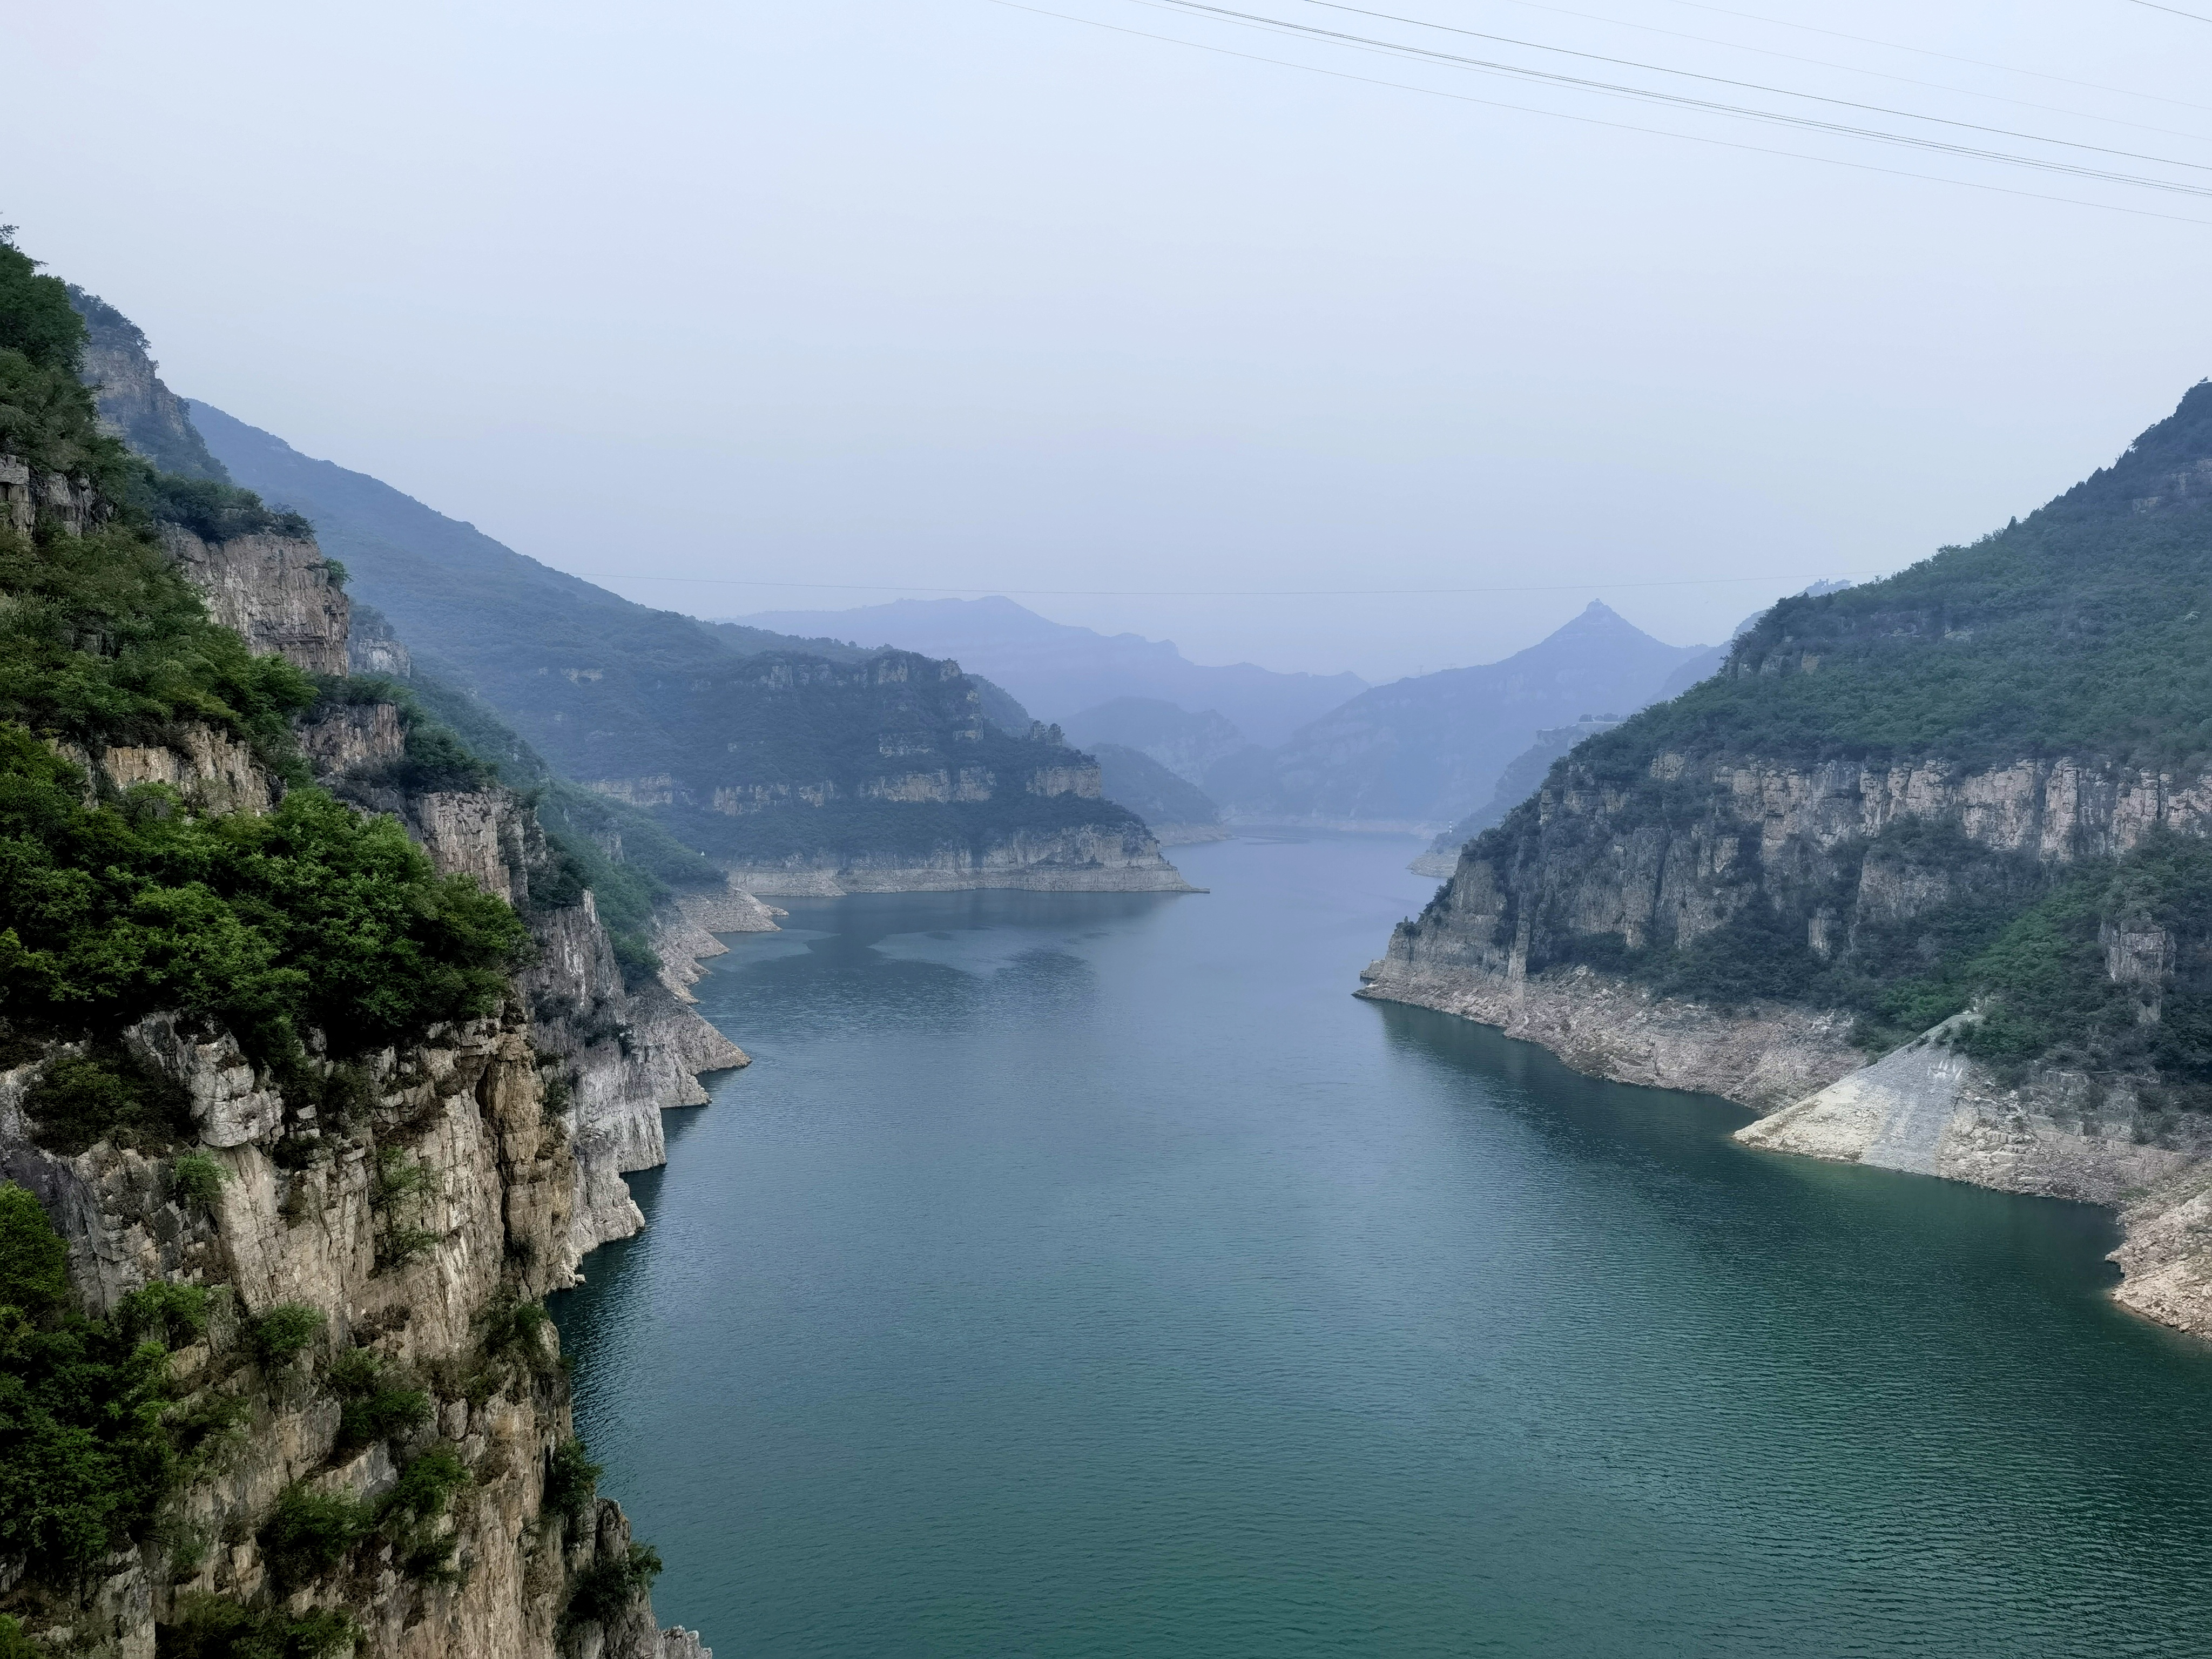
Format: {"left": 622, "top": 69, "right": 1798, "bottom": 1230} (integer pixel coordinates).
{"left": 1210, "top": 600, "right": 1709, "bottom": 831}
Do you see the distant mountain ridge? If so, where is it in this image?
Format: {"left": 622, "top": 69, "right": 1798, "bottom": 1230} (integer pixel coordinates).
{"left": 1062, "top": 698, "right": 1248, "bottom": 786}
{"left": 1210, "top": 601, "right": 1709, "bottom": 832}
{"left": 1407, "top": 716, "right": 1623, "bottom": 875}
{"left": 733, "top": 596, "right": 1366, "bottom": 748}
{"left": 1088, "top": 744, "right": 1227, "bottom": 845}
{"left": 188, "top": 404, "right": 1191, "bottom": 894}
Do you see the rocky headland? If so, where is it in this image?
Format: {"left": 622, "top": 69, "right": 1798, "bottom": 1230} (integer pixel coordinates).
{"left": 1364, "top": 382, "right": 2212, "bottom": 1343}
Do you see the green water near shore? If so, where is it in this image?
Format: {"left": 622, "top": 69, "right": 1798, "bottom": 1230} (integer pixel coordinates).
{"left": 554, "top": 833, "right": 2212, "bottom": 1657}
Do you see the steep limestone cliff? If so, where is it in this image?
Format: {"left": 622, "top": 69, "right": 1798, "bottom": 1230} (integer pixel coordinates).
{"left": 160, "top": 523, "right": 351, "bottom": 677}
{"left": 0, "top": 1004, "right": 696, "bottom": 1658}
{"left": 68, "top": 286, "right": 230, "bottom": 482}
{"left": 306, "top": 690, "right": 752, "bottom": 1279}
{"left": 0, "top": 659, "right": 734, "bottom": 1655}
{"left": 0, "top": 455, "right": 99, "bottom": 539}
{"left": 724, "top": 819, "right": 1199, "bottom": 896}
{"left": 0, "top": 300, "right": 736, "bottom": 1649}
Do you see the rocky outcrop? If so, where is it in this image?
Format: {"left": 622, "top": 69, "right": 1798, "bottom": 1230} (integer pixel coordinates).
{"left": 160, "top": 523, "right": 350, "bottom": 675}
{"left": 71, "top": 284, "right": 232, "bottom": 481}
{"left": 1363, "top": 742, "right": 2212, "bottom": 1341}
{"left": 1394, "top": 748, "right": 2212, "bottom": 990}
{"left": 0, "top": 453, "right": 99, "bottom": 538}
{"left": 300, "top": 699, "right": 407, "bottom": 774}
{"left": 55, "top": 724, "right": 276, "bottom": 816}
{"left": 5, "top": 284, "right": 733, "bottom": 1656}
{"left": 727, "top": 823, "right": 1199, "bottom": 896}
{"left": 1, "top": 1007, "right": 704, "bottom": 1658}
{"left": 1737, "top": 1029, "right": 2212, "bottom": 1337}
{"left": 519, "top": 892, "right": 748, "bottom": 1267}
{"left": 1358, "top": 959, "right": 1862, "bottom": 1110}
{"left": 348, "top": 602, "right": 414, "bottom": 679}
{"left": 362, "top": 782, "right": 543, "bottom": 908}
{"left": 317, "top": 761, "right": 753, "bottom": 1269}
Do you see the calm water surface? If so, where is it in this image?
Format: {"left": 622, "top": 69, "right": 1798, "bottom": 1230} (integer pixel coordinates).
{"left": 553, "top": 834, "right": 2212, "bottom": 1657}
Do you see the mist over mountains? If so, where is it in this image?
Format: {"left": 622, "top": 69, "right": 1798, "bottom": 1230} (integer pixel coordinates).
{"left": 734, "top": 596, "right": 1367, "bottom": 749}
{"left": 1209, "top": 602, "right": 1710, "bottom": 830}
{"left": 787, "top": 594, "right": 1714, "bottom": 835}
{"left": 185, "top": 400, "right": 1189, "bottom": 892}
{"left": 191, "top": 398, "right": 1725, "bottom": 848}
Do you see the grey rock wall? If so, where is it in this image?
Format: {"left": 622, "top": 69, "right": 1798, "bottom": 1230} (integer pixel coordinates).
{"left": 729, "top": 822, "right": 1197, "bottom": 895}
{"left": 160, "top": 523, "right": 350, "bottom": 676}
{"left": 1363, "top": 744, "right": 2212, "bottom": 1342}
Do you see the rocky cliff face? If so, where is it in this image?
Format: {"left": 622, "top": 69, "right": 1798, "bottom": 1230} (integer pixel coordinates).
{"left": 347, "top": 602, "right": 413, "bottom": 679}
{"left": 68, "top": 286, "right": 231, "bottom": 482}
{"left": 1, "top": 480, "right": 739, "bottom": 1653}
{"left": 0, "top": 1008, "right": 693, "bottom": 1659}
{"left": 316, "top": 740, "right": 751, "bottom": 1279}
{"left": 1378, "top": 746, "right": 2212, "bottom": 991}
{"left": 1359, "top": 741, "right": 2212, "bottom": 1338}
{"left": 160, "top": 523, "right": 352, "bottom": 677}
{"left": 0, "top": 455, "right": 100, "bottom": 539}
{"left": 724, "top": 821, "right": 1199, "bottom": 896}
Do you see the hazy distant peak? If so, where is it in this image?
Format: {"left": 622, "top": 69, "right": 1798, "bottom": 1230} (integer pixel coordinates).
{"left": 1557, "top": 598, "right": 1656, "bottom": 637}
{"left": 727, "top": 595, "right": 1367, "bottom": 746}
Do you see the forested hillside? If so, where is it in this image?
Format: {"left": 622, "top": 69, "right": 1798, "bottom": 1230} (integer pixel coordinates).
{"left": 185, "top": 403, "right": 1185, "bottom": 891}
{"left": 2, "top": 230, "right": 718, "bottom": 1658}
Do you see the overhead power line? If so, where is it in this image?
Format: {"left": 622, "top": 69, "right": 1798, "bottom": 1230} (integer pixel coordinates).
{"left": 1652, "top": 0, "right": 2212, "bottom": 114}
{"left": 1279, "top": 0, "right": 2212, "bottom": 150}
{"left": 2122, "top": 0, "right": 2212, "bottom": 21}
{"left": 1142, "top": 0, "right": 2212, "bottom": 195}
{"left": 1447, "top": 0, "right": 2212, "bottom": 141}
{"left": 986, "top": 0, "right": 2212, "bottom": 226}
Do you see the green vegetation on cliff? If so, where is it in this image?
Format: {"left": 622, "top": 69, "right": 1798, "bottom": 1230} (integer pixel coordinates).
{"left": 0, "top": 513, "right": 317, "bottom": 770}
{"left": 0, "top": 1183, "right": 203, "bottom": 1579}
{"left": 2, "top": 241, "right": 316, "bottom": 771}
{"left": 2, "top": 234, "right": 302, "bottom": 547}
{"left": 0, "top": 727, "right": 526, "bottom": 1068}
{"left": 385, "top": 669, "right": 725, "bottom": 982}
{"left": 0, "top": 235, "right": 528, "bottom": 1075}
{"left": 1579, "top": 382, "right": 2212, "bottom": 780}
{"left": 1431, "top": 382, "right": 2212, "bottom": 1094}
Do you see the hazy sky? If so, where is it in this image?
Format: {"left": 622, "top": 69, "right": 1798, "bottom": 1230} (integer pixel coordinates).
{"left": 12, "top": 1, "right": 2212, "bottom": 681}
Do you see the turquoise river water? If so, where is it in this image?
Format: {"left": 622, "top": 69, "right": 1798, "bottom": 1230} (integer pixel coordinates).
{"left": 551, "top": 833, "right": 2212, "bottom": 1657}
